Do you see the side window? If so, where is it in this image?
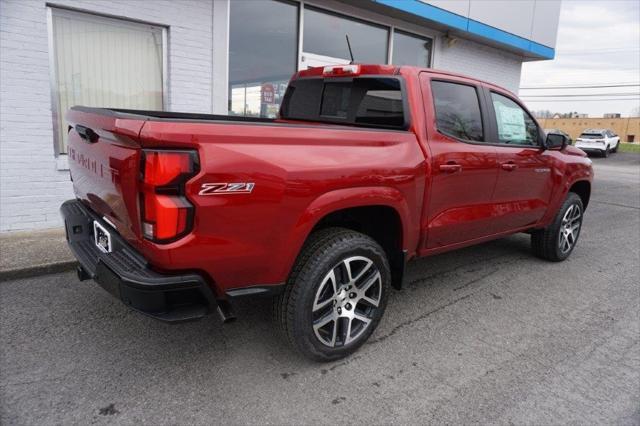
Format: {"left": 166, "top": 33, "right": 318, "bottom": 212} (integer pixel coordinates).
{"left": 490, "top": 92, "right": 539, "bottom": 146}
{"left": 431, "top": 81, "right": 484, "bottom": 142}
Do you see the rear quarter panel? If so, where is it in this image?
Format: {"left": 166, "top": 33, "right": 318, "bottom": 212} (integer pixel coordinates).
{"left": 138, "top": 121, "right": 426, "bottom": 292}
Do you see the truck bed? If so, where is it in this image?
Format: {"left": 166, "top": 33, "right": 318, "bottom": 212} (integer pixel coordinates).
{"left": 71, "top": 106, "right": 278, "bottom": 124}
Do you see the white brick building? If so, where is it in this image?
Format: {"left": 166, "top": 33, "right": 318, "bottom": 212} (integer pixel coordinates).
{"left": 0, "top": 0, "right": 560, "bottom": 232}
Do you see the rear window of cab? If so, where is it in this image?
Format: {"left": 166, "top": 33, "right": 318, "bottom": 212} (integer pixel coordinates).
{"left": 280, "top": 77, "right": 407, "bottom": 130}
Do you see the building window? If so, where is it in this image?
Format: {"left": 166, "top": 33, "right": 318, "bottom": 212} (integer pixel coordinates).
{"left": 228, "top": 0, "right": 298, "bottom": 118}
{"left": 49, "top": 8, "right": 164, "bottom": 154}
{"left": 392, "top": 30, "right": 432, "bottom": 67}
{"left": 303, "top": 7, "right": 388, "bottom": 66}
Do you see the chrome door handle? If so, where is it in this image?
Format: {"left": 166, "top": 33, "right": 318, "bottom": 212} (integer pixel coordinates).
{"left": 501, "top": 162, "right": 517, "bottom": 171}
{"left": 439, "top": 163, "right": 462, "bottom": 173}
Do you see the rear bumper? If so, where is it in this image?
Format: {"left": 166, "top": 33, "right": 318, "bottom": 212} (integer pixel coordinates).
{"left": 60, "top": 199, "right": 218, "bottom": 322}
{"left": 575, "top": 144, "right": 605, "bottom": 153}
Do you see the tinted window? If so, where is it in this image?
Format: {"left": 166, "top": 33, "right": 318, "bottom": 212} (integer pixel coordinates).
{"left": 281, "top": 77, "right": 405, "bottom": 128}
{"left": 431, "top": 81, "right": 484, "bottom": 141}
{"left": 490, "top": 92, "right": 538, "bottom": 145}
{"left": 303, "top": 7, "right": 388, "bottom": 63}
{"left": 392, "top": 30, "right": 432, "bottom": 67}
{"left": 229, "top": 0, "right": 298, "bottom": 117}
{"left": 355, "top": 90, "right": 403, "bottom": 125}
{"left": 321, "top": 83, "right": 351, "bottom": 118}
{"left": 579, "top": 133, "right": 604, "bottom": 139}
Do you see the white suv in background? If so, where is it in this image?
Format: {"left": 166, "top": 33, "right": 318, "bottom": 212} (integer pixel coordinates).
{"left": 575, "top": 129, "right": 621, "bottom": 157}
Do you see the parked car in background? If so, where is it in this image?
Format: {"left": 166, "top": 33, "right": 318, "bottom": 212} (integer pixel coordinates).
{"left": 545, "top": 129, "right": 572, "bottom": 145}
{"left": 575, "top": 128, "right": 620, "bottom": 157}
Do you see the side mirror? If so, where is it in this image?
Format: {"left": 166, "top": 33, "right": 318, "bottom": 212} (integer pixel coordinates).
{"left": 545, "top": 133, "right": 567, "bottom": 150}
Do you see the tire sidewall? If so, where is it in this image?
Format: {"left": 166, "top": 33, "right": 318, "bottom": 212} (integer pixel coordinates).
{"left": 292, "top": 236, "right": 390, "bottom": 360}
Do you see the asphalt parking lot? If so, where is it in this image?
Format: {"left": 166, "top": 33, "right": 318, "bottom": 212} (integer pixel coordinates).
{"left": 1, "top": 153, "right": 639, "bottom": 425}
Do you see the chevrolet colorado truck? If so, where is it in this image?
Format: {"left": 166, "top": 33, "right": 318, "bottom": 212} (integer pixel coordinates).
{"left": 61, "top": 64, "right": 593, "bottom": 361}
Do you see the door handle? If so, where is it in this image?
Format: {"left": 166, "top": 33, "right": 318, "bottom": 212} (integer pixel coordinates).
{"left": 439, "top": 163, "right": 462, "bottom": 173}
{"left": 501, "top": 162, "right": 518, "bottom": 171}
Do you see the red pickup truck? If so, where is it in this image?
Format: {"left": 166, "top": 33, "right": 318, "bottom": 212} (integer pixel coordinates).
{"left": 61, "top": 64, "right": 592, "bottom": 361}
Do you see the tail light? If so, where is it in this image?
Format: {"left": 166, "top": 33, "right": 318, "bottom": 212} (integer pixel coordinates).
{"left": 140, "top": 150, "right": 199, "bottom": 243}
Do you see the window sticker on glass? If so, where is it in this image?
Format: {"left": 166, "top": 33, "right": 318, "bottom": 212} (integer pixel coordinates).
{"left": 490, "top": 92, "right": 538, "bottom": 145}
{"left": 494, "top": 102, "right": 527, "bottom": 141}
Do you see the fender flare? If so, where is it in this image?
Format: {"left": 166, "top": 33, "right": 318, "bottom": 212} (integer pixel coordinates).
{"left": 540, "top": 169, "right": 592, "bottom": 225}
{"left": 275, "top": 186, "right": 416, "bottom": 281}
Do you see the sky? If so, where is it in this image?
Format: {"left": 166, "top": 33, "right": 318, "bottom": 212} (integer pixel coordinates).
{"left": 520, "top": 0, "right": 640, "bottom": 117}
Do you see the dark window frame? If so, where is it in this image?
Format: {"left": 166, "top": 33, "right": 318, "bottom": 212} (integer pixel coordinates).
{"left": 430, "top": 79, "right": 487, "bottom": 143}
{"left": 484, "top": 88, "right": 543, "bottom": 148}
{"left": 280, "top": 75, "right": 411, "bottom": 130}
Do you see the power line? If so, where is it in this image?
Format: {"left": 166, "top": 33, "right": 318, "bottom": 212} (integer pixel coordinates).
{"left": 520, "top": 83, "right": 640, "bottom": 90}
{"left": 558, "top": 46, "right": 640, "bottom": 54}
{"left": 557, "top": 48, "right": 640, "bottom": 56}
{"left": 521, "top": 93, "right": 640, "bottom": 98}
{"left": 523, "top": 98, "right": 640, "bottom": 102}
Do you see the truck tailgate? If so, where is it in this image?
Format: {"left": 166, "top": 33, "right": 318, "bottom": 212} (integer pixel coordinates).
{"left": 66, "top": 107, "right": 146, "bottom": 243}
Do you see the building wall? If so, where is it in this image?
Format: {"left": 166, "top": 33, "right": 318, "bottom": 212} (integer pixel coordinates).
{"left": 0, "top": 0, "right": 529, "bottom": 232}
{"left": 539, "top": 118, "right": 640, "bottom": 143}
{"left": 424, "top": 0, "right": 561, "bottom": 49}
{"left": 433, "top": 36, "right": 523, "bottom": 94}
{"left": 0, "top": 0, "right": 213, "bottom": 231}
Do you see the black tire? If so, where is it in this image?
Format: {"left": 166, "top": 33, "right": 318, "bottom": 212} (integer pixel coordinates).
{"left": 531, "top": 192, "right": 584, "bottom": 262}
{"left": 612, "top": 142, "right": 619, "bottom": 153}
{"left": 274, "top": 227, "right": 390, "bottom": 361}
{"left": 603, "top": 146, "right": 610, "bottom": 157}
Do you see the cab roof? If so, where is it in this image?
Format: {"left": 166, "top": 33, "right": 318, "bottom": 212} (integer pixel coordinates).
{"left": 294, "top": 64, "right": 515, "bottom": 96}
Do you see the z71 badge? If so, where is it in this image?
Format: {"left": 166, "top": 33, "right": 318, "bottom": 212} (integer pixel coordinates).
{"left": 199, "top": 182, "right": 255, "bottom": 195}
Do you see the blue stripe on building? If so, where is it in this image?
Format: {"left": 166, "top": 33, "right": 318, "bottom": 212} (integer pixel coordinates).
{"left": 373, "top": 0, "right": 555, "bottom": 59}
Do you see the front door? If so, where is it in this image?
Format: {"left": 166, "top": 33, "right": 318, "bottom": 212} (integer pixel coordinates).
{"left": 484, "top": 89, "right": 554, "bottom": 233}
{"left": 420, "top": 75, "right": 500, "bottom": 251}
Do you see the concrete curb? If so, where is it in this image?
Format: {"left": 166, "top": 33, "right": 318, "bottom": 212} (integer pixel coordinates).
{"left": 0, "top": 261, "right": 77, "bottom": 282}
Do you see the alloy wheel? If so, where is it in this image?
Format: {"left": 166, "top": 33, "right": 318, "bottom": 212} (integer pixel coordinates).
{"left": 311, "top": 256, "right": 382, "bottom": 347}
{"left": 558, "top": 204, "right": 582, "bottom": 254}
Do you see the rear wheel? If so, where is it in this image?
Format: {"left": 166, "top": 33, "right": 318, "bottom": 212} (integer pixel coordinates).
{"left": 274, "top": 228, "right": 390, "bottom": 361}
{"left": 531, "top": 192, "right": 584, "bottom": 261}
{"left": 603, "top": 146, "right": 610, "bottom": 157}
{"left": 612, "top": 141, "right": 619, "bottom": 153}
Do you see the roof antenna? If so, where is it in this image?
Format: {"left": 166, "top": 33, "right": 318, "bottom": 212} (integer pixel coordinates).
{"left": 345, "top": 34, "right": 355, "bottom": 64}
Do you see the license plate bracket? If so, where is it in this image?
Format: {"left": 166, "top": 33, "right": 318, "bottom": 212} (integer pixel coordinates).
{"left": 93, "top": 220, "right": 112, "bottom": 253}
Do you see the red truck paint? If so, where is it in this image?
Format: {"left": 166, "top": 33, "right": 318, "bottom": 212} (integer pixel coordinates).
{"left": 65, "top": 65, "right": 593, "bottom": 300}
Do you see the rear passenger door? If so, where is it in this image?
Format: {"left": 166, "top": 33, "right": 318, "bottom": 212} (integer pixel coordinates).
{"left": 420, "top": 75, "right": 499, "bottom": 250}
{"left": 483, "top": 89, "right": 555, "bottom": 233}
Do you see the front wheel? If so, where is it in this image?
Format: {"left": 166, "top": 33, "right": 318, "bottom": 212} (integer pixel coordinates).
{"left": 531, "top": 192, "right": 584, "bottom": 261}
{"left": 274, "top": 228, "right": 390, "bottom": 361}
{"left": 612, "top": 141, "right": 619, "bottom": 153}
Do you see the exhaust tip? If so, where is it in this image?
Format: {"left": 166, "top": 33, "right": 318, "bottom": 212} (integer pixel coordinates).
{"left": 216, "top": 300, "right": 237, "bottom": 323}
